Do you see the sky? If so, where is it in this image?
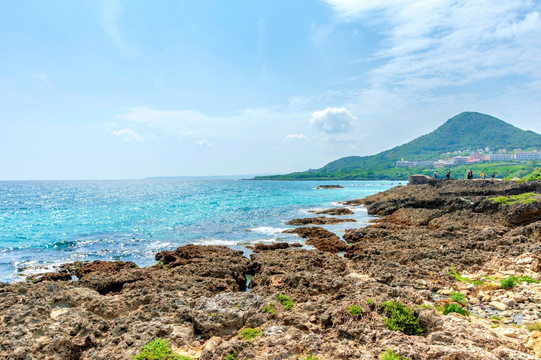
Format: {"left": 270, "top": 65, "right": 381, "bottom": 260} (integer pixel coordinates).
{"left": 1, "top": 0, "right": 541, "bottom": 180}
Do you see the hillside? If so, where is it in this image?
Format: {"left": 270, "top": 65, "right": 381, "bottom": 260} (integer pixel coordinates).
{"left": 255, "top": 112, "right": 541, "bottom": 180}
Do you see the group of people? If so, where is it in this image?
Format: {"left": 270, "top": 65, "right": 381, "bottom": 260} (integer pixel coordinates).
{"left": 434, "top": 170, "right": 496, "bottom": 179}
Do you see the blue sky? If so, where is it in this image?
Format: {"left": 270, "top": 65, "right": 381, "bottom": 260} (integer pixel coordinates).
{"left": 1, "top": 0, "right": 541, "bottom": 180}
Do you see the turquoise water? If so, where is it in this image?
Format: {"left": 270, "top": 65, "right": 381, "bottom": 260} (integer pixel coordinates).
{"left": 0, "top": 179, "right": 400, "bottom": 282}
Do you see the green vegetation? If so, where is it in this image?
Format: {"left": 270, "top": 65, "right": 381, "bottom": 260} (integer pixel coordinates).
{"left": 276, "top": 293, "right": 295, "bottom": 310}
{"left": 298, "top": 353, "right": 324, "bottom": 360}
{"left": 501, "top": 276, "right": 518, "bottom": 289}
{"left": 346, "top": 304, "right": 363, "bottom": 317}
{"left": 379, "top": 349, "right": 410, "bottom": 360}
{"left": 448, "top": 266, "right": 484, "bottom": 285}
{"left": 523, "top": 167, "right": 541, "bottom": 181}
{"left": 156, "top": 260, "right": 169, "bottom": 269}
{"left": 450, "top": 291, "right": 467, "bottom": 306}
{"left": 518, "top": 275, "right": 540, "bottom": 284}
{"left": 443, "top": 303, "right": 468, "bottom": 316}
{"left": 225, "top": 351, "right": 238, "bottom": 360}
{"left": 254, "top": 112, "right": 541, "bottom": 180}
{"left": 263, "top": 302, "right": 277, "bottom": 318}
{"left": 240, "top": 328, "right": 261, "bottom": 342}
{"left": 133, "top": 338, "right": 191, "bottom": 360}
{"left": 527, "top": 322, "right": 541, "bottom": 332}
{"left": 489, "top": 193, "right": 537, "bottom": 205}
{"left": 500, "top": 275, "right": 540, "bottom": 289}
{"left": 382, "top": 300, "right": 425, "bottom": 336}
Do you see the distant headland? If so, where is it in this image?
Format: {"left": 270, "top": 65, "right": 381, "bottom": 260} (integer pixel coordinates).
{"left": 254, "top": 112, "right": 541, "bottom": 180}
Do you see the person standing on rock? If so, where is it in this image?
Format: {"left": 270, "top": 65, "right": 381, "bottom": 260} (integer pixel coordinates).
{"left": 481, "top": 171, "right": 485, "bottom": 179}
{"left": 446, "top": 171, "right": 451, "bottom": 179}
{"left": 491, "top": 172, "right": 495, "bottom": 180}
{"left": 434, "top": 171, "right": 438, "bottom": 179}
{"left": 467, "top": 169, "right": 473, "bottom": 179}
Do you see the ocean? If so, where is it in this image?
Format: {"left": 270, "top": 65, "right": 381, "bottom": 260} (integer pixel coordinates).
{"left": 0, "top": 179, "right": 400, "bottom": 283}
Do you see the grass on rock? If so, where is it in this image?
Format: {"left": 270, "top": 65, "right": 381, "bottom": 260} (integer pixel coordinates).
{"left": 443, "top": 303, "right": 468, "bottom": 316}
{"left": 276, "top": 293, "right": 295, "bottom": 310}
{"left": 133, "top": 338, "right": 191, "bottom": 360}
{"left": 346, "top": 304, "right": 363, "bottom": 317}
{"left": 488, "top": 193, "right": 537, "bottom": 205}
{"left": 382, "top": 300, "right": 425, "bottom": 336}
{"left": 450, "top": 291, "right": 467, "bottom": 306}
{"left": 379, "top": 349, "right": 411, "bottom": 360}
{"left": 240, "top": 328, "right": 261, "bottom": 342}
{"left": 263, "top": 302, "right": 277, "bottom": 318}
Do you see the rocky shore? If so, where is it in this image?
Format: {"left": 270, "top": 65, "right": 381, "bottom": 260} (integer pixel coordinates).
{"left": 1, "top": 180, "right": 541, "bottom": 359}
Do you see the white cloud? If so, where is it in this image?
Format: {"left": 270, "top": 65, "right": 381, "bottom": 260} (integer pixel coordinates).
{"left": 111, "top": 128, "right": 143, "bottom": 142}
{"left": 99, "top": 0, "right": 139, "bottom": 58}
{"left": 310, "top": 107, "right": 355, "bottom": 133}
{"left": 323, "top": 0, "right": 541, "bottom": 89}
{"left": 195, "top": 139, "right": 213, "bottom": 147}
{"left": 283, "top": 134, "right": 308, "bottom": 142}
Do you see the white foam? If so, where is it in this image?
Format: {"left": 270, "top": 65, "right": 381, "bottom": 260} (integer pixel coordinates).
{"left": 195, "top": 239, "right": 239, "bottom": 246}
{"left": 249, "top": 226, "right": 286, "bottom": 235}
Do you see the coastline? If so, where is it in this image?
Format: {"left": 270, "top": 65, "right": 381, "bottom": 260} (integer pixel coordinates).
{"left": 2, "top": 180, "right": 541, "bottom": 359}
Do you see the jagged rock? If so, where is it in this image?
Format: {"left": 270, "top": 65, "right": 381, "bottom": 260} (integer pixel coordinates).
{"left": 283, "top": 227, "right": 347, "bottom": 253}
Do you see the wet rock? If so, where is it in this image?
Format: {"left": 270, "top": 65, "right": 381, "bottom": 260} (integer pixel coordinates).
{"left": 285, "top": 216, "right": 356, "bottom": 225}
{"left": 251, "top": 242, "right": 291, "bottom": 252}
{"left": 308, "top": 207, "right": 354, "bottom": 215}
{"left": 26, "top": 271, "right": 72, "bottom": 283}
{"left": 283, "top": 227, "right": 347, "bottom": 253}
{"left": 316, "top": 185, "right": 343, "bottom": 189}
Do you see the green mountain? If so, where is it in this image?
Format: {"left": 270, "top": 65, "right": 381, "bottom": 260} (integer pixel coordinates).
{"left": 255, "top": 112, "right": 541, "bottom": 180}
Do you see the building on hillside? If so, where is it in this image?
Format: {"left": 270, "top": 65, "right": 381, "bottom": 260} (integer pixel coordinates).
{"left": 498, "top": 149, "right": 507, "bottom": 153}
{"left": 515, "top": 150, "right": 540, "bottom": 160}
{"left": 434, "top": 160, "right": 454, "bottom": 168}
{"left": 396, "top": 160, "right": 435, "bottom": 168}
{"left": 452, "top": 156, "right": 469, "bottom": 165}
{"left": 489, "top": 154, "right": 514, "bottom": 162}
{"left": 470, "top": 152, "right": 481, "bottom": 160}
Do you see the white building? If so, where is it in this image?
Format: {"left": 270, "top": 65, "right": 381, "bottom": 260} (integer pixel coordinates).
{"left": 489, "top": 154, "right": 515, "bottom": 162}
{"left": 515, "top": 151, "right": 540, "bottom": 160}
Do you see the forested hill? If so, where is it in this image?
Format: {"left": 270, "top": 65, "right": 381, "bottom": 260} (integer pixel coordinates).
{"left": 254, "top": 112, "right": 541, "bottom": 180}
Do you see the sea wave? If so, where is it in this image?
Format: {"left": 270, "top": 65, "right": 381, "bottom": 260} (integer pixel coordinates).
{"left": 249, "top": 226, "right": 286, "bottom": 235}
{"left": 194, "top": 239, "right": 239, "bottom": 246}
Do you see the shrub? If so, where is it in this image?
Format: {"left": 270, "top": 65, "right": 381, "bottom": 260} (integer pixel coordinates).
{"left": 263, "top": 302, "right": 277, "bottom": 317}
{"left": 226, "top": 351, "right": 238, "bottom": 360}
{"left": 240, "top": 328, "right": 261, "bottom": 341}
{"left": 276, "top": 293, "right": 295, "bottom": 310}
{"left": 501, "top": 276, "right": 518, "bottom": 289}
{"left": 443, "top": 303, "right": 468, "bottom": 316}
{"left": 379, "top": 349, "right": 410, "bottom": 360}
{"left": 133, "top": 338, "right": 191, "bottom": 360}
{"left": 382, "top": 301, "right": 425, "bottom": 336}
{"left": 450, "top": 291, "right": 467, "bottom": 306}
{"left": 523, "top": 168, "right": 541, "bottom": 181}
{"left": 346, "top": 304, "right": 363, "bottom": 317}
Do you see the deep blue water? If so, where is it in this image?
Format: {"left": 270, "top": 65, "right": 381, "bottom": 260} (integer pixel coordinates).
{"left": 0, "top": 179, "right": 401, "bottom": 282}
